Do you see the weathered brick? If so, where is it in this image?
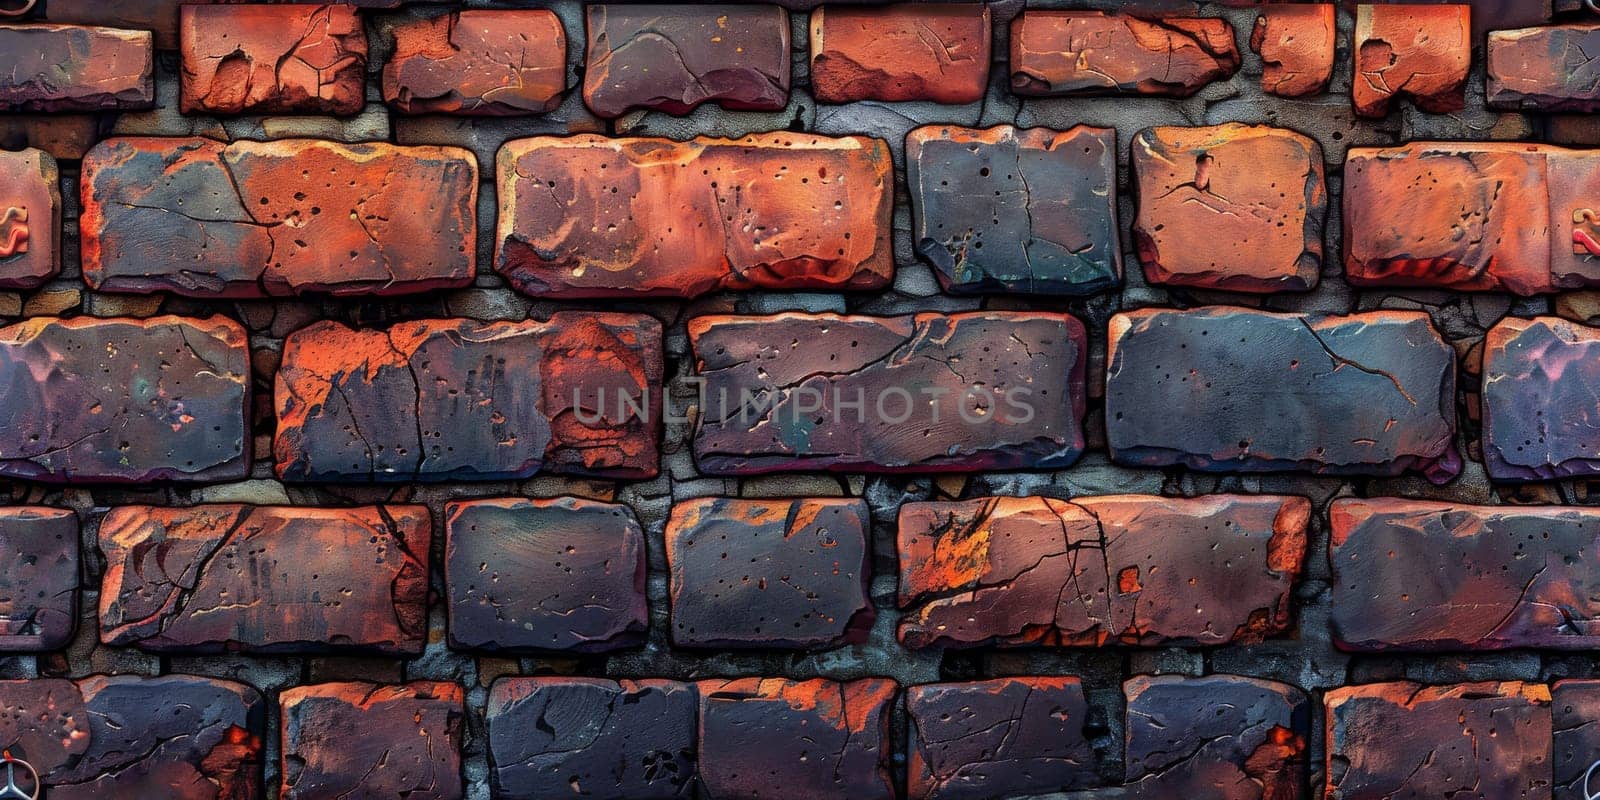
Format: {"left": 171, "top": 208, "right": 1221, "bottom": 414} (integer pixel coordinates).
{"left": 1106, "top": 307, "right": 1460, "bottom": 482}
{"left": 0, "top": 24, "right": 153, "bottom": 111}
{"left": 279, "top": 681, "right": 464, "bottom": 800}
{"left": 1490, "top": 25, "right": 1600, "bottom": 113}
{"left": 1553, "top": 680, "right": 1600, "bottom": 800}
{"left": 98, "top": 504, "right": 429, "bottom": 655}
{"left": 897, "top": 494, "right": 1309, "bottom": 649}
{"left": 274, "top": 313, "right": 662, "bottom": 482}
{"left": 181, "top": 5, "right": 367, "bottom": 115}
{"left": 907, "top": 677, "right": 1095, "bottom": 800}
{"left": 665, "top": 497, "right": 871, "bottom": 650}
{"left": 1132, "top": 123, "right": 1326, "bottom": 292}
{"left": 1124, "top": 675, "right": 1308, "bottom": 799}
{"left": 445, "top": 497, "right": 646, "bottom": 653}
{"left": 1332, "top": 498, "right": 1600, "bottom": 651}
{"left": 1251, "top": 5, "right": 1336, "bottom": 97}
{"left": 583, "top": 4, "right": 789, "bottom": 118}
{"left": 81, "top": 137, "right": 477, "bottom": 298}
{"left": 494, "top": 134, "right": 892, "bottom": 298}
{"left": 42, "top": 0, "right": 189, "bottom": 49}
{"left": 1481, "top": 316, "right": 1600, "bottom": 481}
{"left": 0, "top": 675, "right": 264, "bottom": 800}
{"left": 1353, "top": 4, "right": 1471, "bottom": 118}
{"left": 0, "top": 114, "right": 103, "bottom": 161}
{"left": 0, "top": 315, "right": 250, "bottom": 483}
{"left": 0, "top": 507, "right": 76, "bottom": 652}
{"left": 1010, "top": 11, "right": 1240, "bottom": 97}
{"left": 488, "top": 677, "right": 697, "bottom": 800}
{"left": 383, "top": 10, "right": 566, "bottom": 115}
{"left": 1324, "top": 681, "right": 1552, "bottom": 799}
{"left": 905, "top": 124, "right": 1120, "bottom": 295}
{"left": 809, "top": 5, "right": 990, "bottom": 104}
{"left": 0, "top": 147, "right": 58, "bottom": 290}
{"left": 697, "top": 677, "right": 895, "bottom": 800}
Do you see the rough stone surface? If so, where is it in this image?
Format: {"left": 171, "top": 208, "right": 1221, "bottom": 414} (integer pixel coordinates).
{"left": 906, "top": 124, "right": 1120, "bottom": 295}
{"left": 81, "top": 137, "right": 478, "bottom": 298}
{"left": 274, "top": 313, "right": 662, "bottom": 482}
{"left": 1132, "top": 124, "right": 1326, "bottom": 293}
{"left": 1324, "top": 681, "right": 1552, "bottom": 800}
{"left": 1010, "top": 11, "right": 1240, "bottom": 97}
{"left": 279, "top": 681, "right": 464, "bottom": 800}
{"left": 809, "top": 5, "right": 990, "bottom": 104}
{"left": 1251, "top": 5, "right": 1336, "bottom": 98}
{"left": 690, "top": 311, "right": 1087, "bottom": 474}
{"left": 494, "top": 133, "right": 892, "bottom": 298}
{"left": 665, "top": 497, "right": 872, "bottom": 650}
{"left": 697, "top": 677, "right": 895, "bottom": 800}
{"left": 383, "top": 10, "right": 567, "bottom": 115}
{"left": 897, "top": 494, "right": 1310, "bottom": 649}
{"left": 0, "top": 507, "right": 76, "bottom": 652}
{"left": 98, "top": 504, "right": 430, "bottom": 655}
{"left": 0, "top": 315, "right": 250, "bottom": 483}
{"left": 907, "top": 677, "right": 1095, "bottom": 800}
{"left": 445, "top": 497, "right": 647, "bottom": 653}
{"left": 1353, "top": 4, "right": 1471, "bottom": 117}
{"left": 41, "top": 0, "right": 190, "bottom": 49}
{"left": 0, "top": 24, "right": 153, "bottom": 111}
{"left": 0, "top": 675, "right": 264, "bottom": 800}
{"left": 583, "top": 4, "right": 789, "bottom": 118}
{"left": 1553, "top": 679, "right": 1600, "bottom": 800}
{"left": 1106, "top": 307, "right": 1460, "bottom": 483}
{"left": 1489, "top": 25, "right": 1600, "bottom": 112}
{"left": 1124, "top": 675, "right": 1309, "bottom": 799}
{"left": 487, "top": 677, "right": 697, "bottom": 800}
{"left": 180, "top": 5, "right": 368, "bottom": 115}
{"left": 1482, "top": 316, "right": 1600, "bottom": 481}
{"left": 0, "top": 148, "right": 58, "bottom": 290}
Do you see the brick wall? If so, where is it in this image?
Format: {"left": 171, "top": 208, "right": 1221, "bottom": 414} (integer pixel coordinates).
{"left": 0, "top": 0, "right": 1596, "bottom": 798}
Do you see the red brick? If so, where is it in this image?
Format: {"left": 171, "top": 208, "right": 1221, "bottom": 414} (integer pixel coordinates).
{"left": 1251, "top": 5, "right": 1335, "bottom": 97}
{"left": 697, "top": 677, "right": 895, "bottom": 800}
{"left": 383, "top": 10, "right": 566, "bottom": 115}
{"left": 274, "top": 313, "right": 662, "bottom": 482}
{"left": 0, "top": 507, "right": 77, "bottom": 652}
{"left": 583, "top": 4, "right": 789, "bottom": 118}
{"left": 1353, "top": 4, "right": 1471, "bottom": 118}
{"left": 98, "top": 504, "right": 429, "bottom": 655}
{"left": 897, "top": 494, "right": 1309, "bottom": 649}
{"left": 1489, "top": 24, "right": 1600, "bottom": 112}
{"left": 494, "top": 133, "right": 893, "bottom": 298}
{"left": 180, "top": 4, "right": 368, "bottom": 115}
{"left": 1124, "top": 675, "right": 1308, "bottom": 799}
{"left": 0, "top": 24, "right": 153, "bottom": 111}
{"left": 81, "top": 137, "right": 478, "bottom": 298}
{"left": 809, "top": 4, "right": 991, "bottom": 104}
{"left": 0, "top": 147, "right": 59, "bottom": 290}
{"left": 279, "top": 681, "right": 464, "bottom": 800}
{"left": 665, "top": 497, "right": 872, "bottom": 650}
{"left": 1481, "top": 316, "right": 1600, "bottom": 481}
{"left": 1010, "top": 11, "right": 1240, "bottom": 97}
{"left": 907, "top": 677, "right": 1096, "bottom": 799}
{"left": 1132, "top": 123, "right": 1326, "bottom": 292}
{"left": 1324, "top": 681, "right": 1551, "bottom": 799}
{"left": 0, "top": 315, "right": 250, "bottom": 483}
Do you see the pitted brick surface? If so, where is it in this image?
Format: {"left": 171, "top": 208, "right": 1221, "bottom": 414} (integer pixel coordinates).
{"left": 1252, "top": 5, "right": 1335, "bottom": 97}
{"left": 1352, "top": 4, "right": 1471, "bottom": 117}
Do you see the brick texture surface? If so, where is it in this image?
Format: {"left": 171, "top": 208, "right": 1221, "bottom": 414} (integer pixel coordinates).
{"left": 1352, "top": 4, "right": 1472, "bottom": 117}
{"left": 279, "top": 680, "right": 464, "bottom": 800}
{"left": 382, "top": 10, "right": 567, "bottom": 115}
{"left": 1010, "top": 11, "right": 1240, "bottom": 97}
{"left": 1483, "top": 316, "right": 1600, "bottom": 480}
{"left": 1124, "top": 675, "right": 1308, "bottom": 799}
{"left": 0, "top": 508, "right": 76, "bottom": 652}
{"left": 907, "top": 677, "right": 1095, "bottom": 799}
{"left": 583, "top": 4, "right": 789, "bottom": 118}
{"left": 0, "top": 148, "right": 59, "bottom": 290}
{"left": 0, "top": 24, "right": 153, "bottom": 111}
{"left": 1489, "top": 24, "right": 1600, "bottom": 112}
{"left": 1252, "top": 5, "right": 1336, "bottom": 97}
{"left": 180, "top": 4, "right": 368, "bottom": 115}
{"left": 809, "top": 4, "right": 991, "bottom": 104}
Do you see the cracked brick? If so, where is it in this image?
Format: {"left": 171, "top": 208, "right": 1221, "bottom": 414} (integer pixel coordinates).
{"left": 494, "top": 133, "right": 893, "bottom": 298}
{"left": 1489, "top": 24, "right": 1600, "bottom": 112}
{"left": 1125, "top": 675, "right": 1308, "bottom": 800}
{"left": 689, "top": 311, "right": 1087, "bottom": 474}
{"left": 665, "top": 497, "right": 872, "bottom": 650}
{"left": 1324, "top": 681, "right": 1552, "bottom": 800}
{"left": 897, "top": 494, "right": 1309, "bottom": 649}
{"left": 907, "top": 677, "right": 1096, "bottom": 800}
{"left": 1481, "top": 316, "right": 1600, "bottom": 481}
{"left": 0, "top": 147, "right": 59, "bottom": 290}
{"left": 488, "top": 677, "right": 696, "bottom": 800}
{"left": 1352, "top": 4, "right": 1471, "bottom": 118}
{"left": 1553, "top": 679, "right": 1600, "bottom": 800}
{"left": 445, "top": 497, "right": 647, "bottom": 653}
{"left": 1251, "top": 5, "right": 1335, "bottom": 98}
{"left": 279, "top": 681, "right": 464, "bottom": 800}
{"left": 0, "top": 315, "right": 250, "bottom": 483}
{"left": 81, "top": 137, "right": 477, "bottom": 298}
{"left": 1106, "top": 307, "right": 1460, "bottom": 483}
{"left": 0, "top": 675, "right": 264, "bottom": 800}
{"left": 180, "top": 4, "right": 368, "bottom": 115}
{"left": 98, "top": 504, "right": 429, "bottom": 656}
{"left": 906, "top": 124, "right": 1121, "bottom": 295}
{"left": 1133, "top": 124, "right": 1326, "bottom": 293}
{"left": 697, "top": 677, "right": 895, "bottom": 800}
{"left": 1010, "top": 11, "right": 1240, "bottom": 97}
{"left": 274, "top": 312, "right": 662, "bottom": 482}
{"left": 583, "top": 4, "right": 790, "bottom": 118}
{"left": 383, "top": 10, "right": 567, "bottom": 115}
{"left": 0, "top": 507, "right": 76, "bottom": 652}
{"left": 809, "top": 4, "right": 990, "bottom": 104}
{"left": 0, "top": 24, "right": 153, "bottom": 111}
